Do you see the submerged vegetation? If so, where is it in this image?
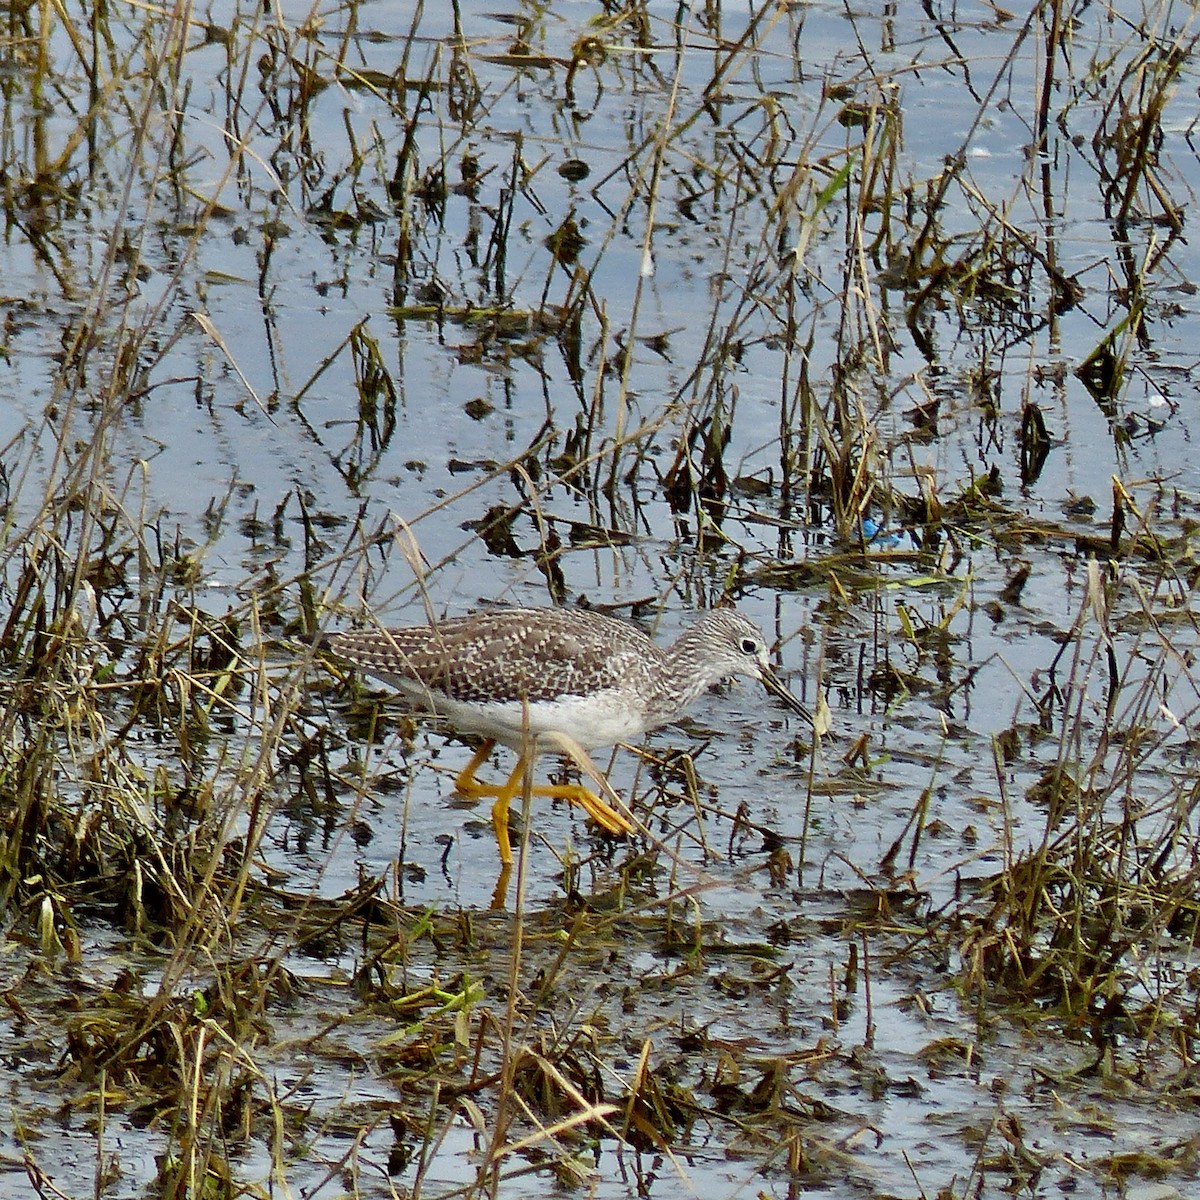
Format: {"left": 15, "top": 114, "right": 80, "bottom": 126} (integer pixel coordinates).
{"left": 1, "top": 0, "right": 1200, "bottom": 1196}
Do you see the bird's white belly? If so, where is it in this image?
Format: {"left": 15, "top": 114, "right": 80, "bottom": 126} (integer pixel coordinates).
{"left": 431, "top": 689, "right": 648, "bottom": 750}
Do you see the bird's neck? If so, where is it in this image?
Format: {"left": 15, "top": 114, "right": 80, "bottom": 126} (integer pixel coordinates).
{"left": 649, "top": 626, "right": 720, "bottom": 720}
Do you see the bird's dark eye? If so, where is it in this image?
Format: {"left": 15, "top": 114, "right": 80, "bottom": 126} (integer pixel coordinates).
{"left": 739, "top": 637, "right": 759, "bottom": 655}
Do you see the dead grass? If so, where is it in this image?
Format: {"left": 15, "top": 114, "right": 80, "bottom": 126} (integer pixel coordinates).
{"left": 1, "top": 0, "right": 1199, "bottom": 1196}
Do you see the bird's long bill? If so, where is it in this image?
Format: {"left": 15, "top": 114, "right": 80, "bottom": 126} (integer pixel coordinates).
{"left": 759, "top": 666, "right": 814, "bottom": 727}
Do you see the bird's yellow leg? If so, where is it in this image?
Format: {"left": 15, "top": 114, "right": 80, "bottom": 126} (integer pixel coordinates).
{"left": 458, "top": 740, "right": 635, "bottom": 859}
{"left": 490, "top": 753, "right": 529, "bottom": 865}
{"left": 535, "top": 733, "right": 636, "bottom": 837}
{"left": 490, "top": 752, "right": 635, "bottom": 862}
{"left": 453, "top": 739, "right": 498, "bottom": 798}
{"left": 453, "top": 740, "right": 534, "bottom": 862}
{"left": 530, "top": 778, "right": 633, "bottom": 835}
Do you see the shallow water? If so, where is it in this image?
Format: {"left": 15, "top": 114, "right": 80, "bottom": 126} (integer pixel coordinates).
{"left": 2, "top": 0, "right": 1200, "bottom": 1196}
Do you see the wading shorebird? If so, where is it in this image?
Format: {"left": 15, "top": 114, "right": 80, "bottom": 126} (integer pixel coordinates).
{"left": 321, "top": 605, "right": 812, "bottom": 865}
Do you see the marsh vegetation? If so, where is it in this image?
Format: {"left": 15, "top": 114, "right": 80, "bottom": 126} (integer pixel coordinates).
{"left": 2, "top": 1, "right": 1200, "bottom": 1196}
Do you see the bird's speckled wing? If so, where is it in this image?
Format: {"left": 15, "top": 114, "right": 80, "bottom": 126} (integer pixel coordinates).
{"left": 324, "top": 608, "right": 660, "bottom": 705}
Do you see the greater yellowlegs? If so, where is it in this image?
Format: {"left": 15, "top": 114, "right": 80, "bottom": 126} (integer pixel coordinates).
{"left": 321, "top": 605, "right": 811, "bottom": 862}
